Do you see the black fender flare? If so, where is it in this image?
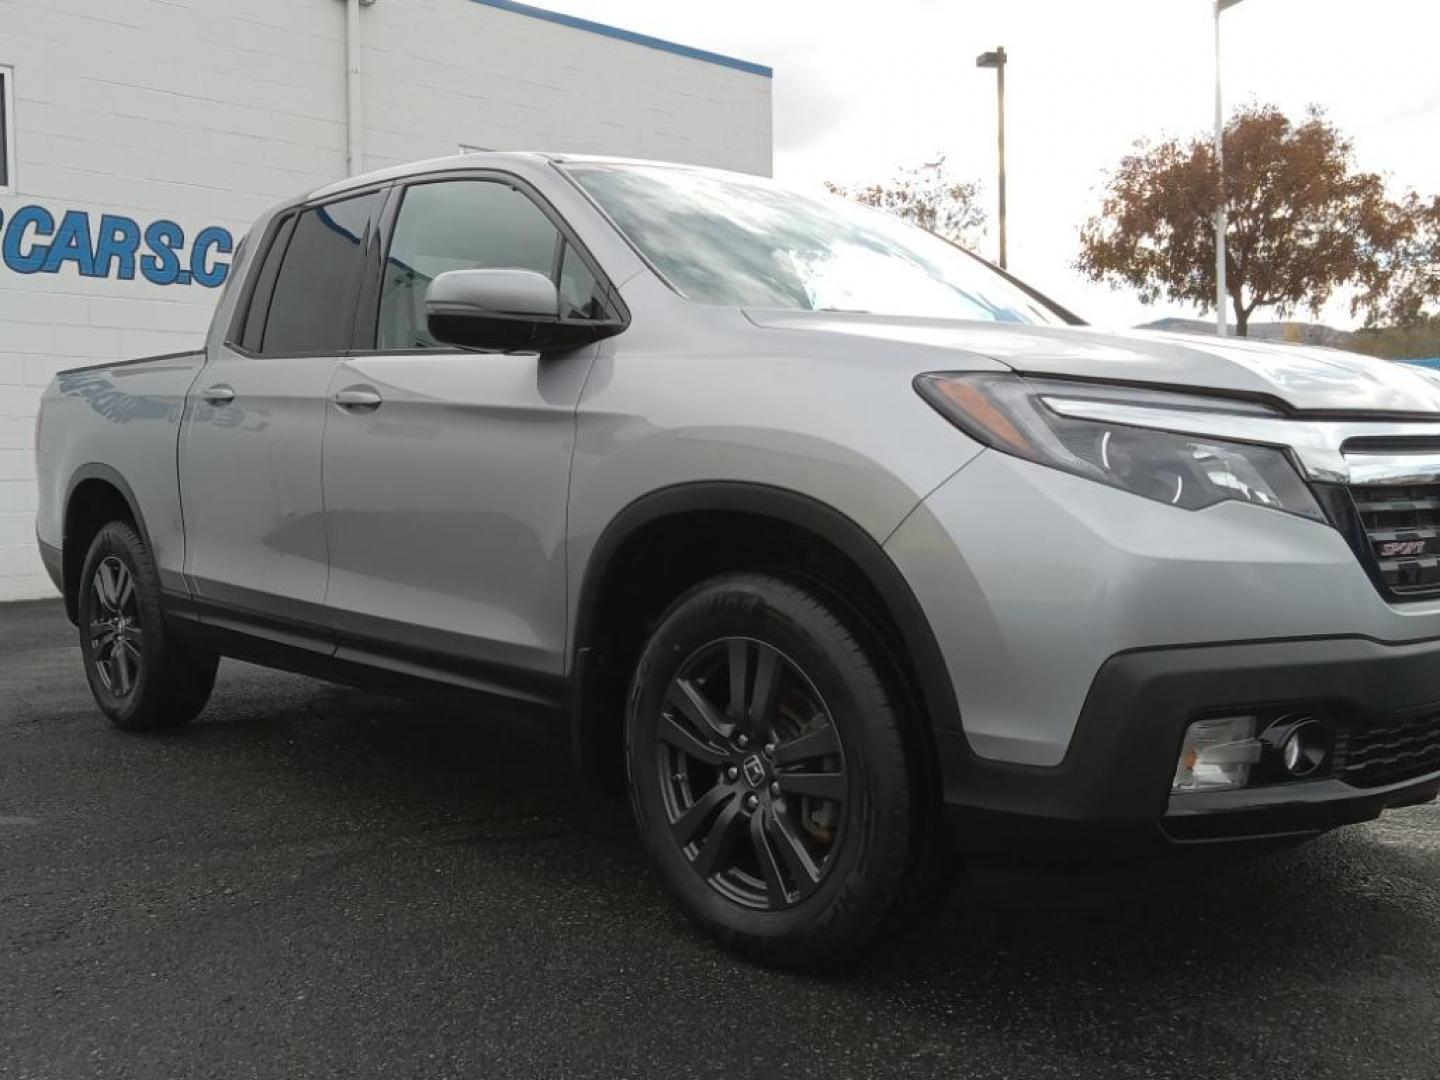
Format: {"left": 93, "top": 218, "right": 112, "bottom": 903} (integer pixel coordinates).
{"left": 61, "top": 463, "right": 159, "bottom": 623}
{"left": 570, "top": 481, "right": 962, "bottom": 737}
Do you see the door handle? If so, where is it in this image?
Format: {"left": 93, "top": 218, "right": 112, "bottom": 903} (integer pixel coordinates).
{"left": 333, "top": 387, "right": 383, "bottom": 412}
{"left": 199, "top": 384, "right": 235, "bottom": 406}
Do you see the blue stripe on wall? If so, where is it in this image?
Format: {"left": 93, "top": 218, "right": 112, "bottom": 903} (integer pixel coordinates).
{"left": 467, "top": 0, "right": 773, "bottom": 78}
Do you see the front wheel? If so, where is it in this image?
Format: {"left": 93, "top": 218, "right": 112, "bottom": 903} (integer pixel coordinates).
{"left": 78, "top": 521, "right": 218, "bottom": 731}
{"left": 625, "top": 573, "right": 926, "bottom": 967}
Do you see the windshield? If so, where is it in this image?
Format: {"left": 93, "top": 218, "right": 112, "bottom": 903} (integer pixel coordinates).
{"left": 564, "top": 163, "right": 1068, "bottom": 325}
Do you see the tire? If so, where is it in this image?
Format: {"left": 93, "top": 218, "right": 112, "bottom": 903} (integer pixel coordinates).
{"left": 625, "top": 572, "right": 926, "bottom": 968}
{"left": 77, "top": 521, "right": 218, "bottom": 731}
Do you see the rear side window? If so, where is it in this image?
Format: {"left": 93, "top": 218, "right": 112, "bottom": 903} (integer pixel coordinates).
{"left": 237, "top": 217, "right": 294, "bottom": 352}
{"left": 377, "top": 180, "right": 560, "bottom": 350}
{"left": 259, "top": 191, "right": 381, "bottom": 355}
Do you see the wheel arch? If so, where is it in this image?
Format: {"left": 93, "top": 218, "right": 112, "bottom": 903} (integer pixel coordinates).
{"left": 569, "top": 481, "right": 962, "bottom": 781}
{"left": 61, "top": 464, "right": 155, "bottom": 626}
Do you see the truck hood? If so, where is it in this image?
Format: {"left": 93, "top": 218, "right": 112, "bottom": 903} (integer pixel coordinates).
{"left": 743, "top": 310, "right": 1440, "bottom": 415}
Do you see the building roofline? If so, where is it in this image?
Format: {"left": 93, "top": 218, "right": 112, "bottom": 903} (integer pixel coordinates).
{"left": 468, "top": 0, "right": 772, "bottom": 78}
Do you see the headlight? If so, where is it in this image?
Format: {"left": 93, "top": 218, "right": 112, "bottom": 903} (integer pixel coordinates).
{"left": 916, "top": 373, "right": 1325, "bottom": 522}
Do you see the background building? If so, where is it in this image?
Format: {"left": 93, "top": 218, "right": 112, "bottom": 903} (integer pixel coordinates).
{"left": 0, "top": 0, "right": 773, "bottom": 600}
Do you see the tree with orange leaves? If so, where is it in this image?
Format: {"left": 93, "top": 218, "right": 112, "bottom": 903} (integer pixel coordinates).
{"left": 1078, "top": 106, "right": 1406, "bottom": 337}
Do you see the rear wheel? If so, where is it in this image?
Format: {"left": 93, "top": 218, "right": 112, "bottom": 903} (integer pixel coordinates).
{"left": 626, "top": 573, "right": 926, "bottom": 967}
{"left": 78, "top": 522, "right": 218, "bottom": 731}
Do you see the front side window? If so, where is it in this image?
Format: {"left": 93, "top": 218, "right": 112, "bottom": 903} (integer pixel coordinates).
{"left": 566, "top": 163, "right": 1067, "bottom": 325}
{"left": 558, "top": 243, "right": 606, "bottom": 320}
{"left": 260, "top": 190, "right": 381, "bottom": 356}
{"left": 378, "top": 180, "right": 562, "bottom": 350}
{"left": 0, "top": 65, "right": 14, "bottom": 191}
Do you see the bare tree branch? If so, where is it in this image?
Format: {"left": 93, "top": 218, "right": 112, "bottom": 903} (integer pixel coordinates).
{"left": 825, "top": 154, "right": 987, "bottom": 249}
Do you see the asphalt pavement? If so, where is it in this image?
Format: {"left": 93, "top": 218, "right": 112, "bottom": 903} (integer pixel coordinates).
{"left": 2, "top": 598, "right": 1438, "bottom": 1079}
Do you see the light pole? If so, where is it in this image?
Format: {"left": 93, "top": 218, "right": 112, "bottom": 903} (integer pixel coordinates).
{"left": 976, "top": 47, "right": 1007, "bottom": 269}
{"left": 1214, "top": 0, "right": 1243, "bottom": 336}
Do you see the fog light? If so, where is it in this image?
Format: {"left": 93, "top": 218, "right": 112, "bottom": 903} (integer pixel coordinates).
{"left": 1173, "top": 716, "right": 1262, "bottom": 792}
{"left": 1268, "top": 716, "right": 1330, "bottom": 778}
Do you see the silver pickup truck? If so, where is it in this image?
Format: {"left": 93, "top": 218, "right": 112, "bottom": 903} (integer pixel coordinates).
{"left": 33, "top": 152, "right": 1440, "bottom": 966}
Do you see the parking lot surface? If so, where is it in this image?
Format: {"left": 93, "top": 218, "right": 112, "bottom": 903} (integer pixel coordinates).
{"left": 2, "top": 598, "right": 1438, "bottom": 1079}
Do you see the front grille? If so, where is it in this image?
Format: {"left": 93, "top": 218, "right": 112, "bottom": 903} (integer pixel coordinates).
{"left": 1349, "top": 483, "right": 1440, "bottom": 598}
{"left": 1338, "top": 712, "right": 1440, "bottom": 788}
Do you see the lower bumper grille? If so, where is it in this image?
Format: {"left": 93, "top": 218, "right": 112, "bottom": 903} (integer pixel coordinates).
{"left": 1339, "top": 712, "right": 1440, "bottom": 788}
{"left": 1349, "top": 483, "right": 1440, "bottom": 599}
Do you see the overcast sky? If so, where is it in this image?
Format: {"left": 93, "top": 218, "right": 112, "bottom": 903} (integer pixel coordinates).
{"left": 550, "top": 0, "right": 1440, "bottom": 329}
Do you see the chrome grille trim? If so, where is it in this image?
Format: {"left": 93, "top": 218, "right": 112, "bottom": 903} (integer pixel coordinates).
{"left": 1341, "top": 453, "right": 1440, "bottom": 487}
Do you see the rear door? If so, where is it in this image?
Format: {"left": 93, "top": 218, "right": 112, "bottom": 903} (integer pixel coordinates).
{"left": 320, "top": 174, "right": 615, "bottom": 688}
{"left": 180, "top": 188, "right": 384, "bottom": 640}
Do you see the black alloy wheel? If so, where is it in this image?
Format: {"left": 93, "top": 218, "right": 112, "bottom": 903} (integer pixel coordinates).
{"left": 88, "top": 555, "right": 144, "bottom": 698}
{"left": 627, "top": 573, "right": 930, "bottom": 967}
{"left": 658, "top": 636, "right": 848, "bottom": 910}
{"left": 78, "top": 520, "right": 219, "bottom": 731}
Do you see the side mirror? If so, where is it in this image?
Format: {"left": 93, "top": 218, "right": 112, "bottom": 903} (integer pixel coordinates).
{"left": 425, "top": 268, "right": 622, "bottom": 352}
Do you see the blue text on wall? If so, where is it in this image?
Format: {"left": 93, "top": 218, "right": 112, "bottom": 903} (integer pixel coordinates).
{"left": 0, "top": 205, "right": 234, "bottom": 288}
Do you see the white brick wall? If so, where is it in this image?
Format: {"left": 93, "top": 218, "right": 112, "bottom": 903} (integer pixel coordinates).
{"left": 357, "top": 0, "right": 772, "bottom": 175}
{"left": 0, "top": 0, "right": 772, "bottom": 600}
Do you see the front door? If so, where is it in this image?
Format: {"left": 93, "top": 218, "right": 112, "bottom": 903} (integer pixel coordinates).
{"left": 320, "top": 177, "right": 614, "bottom": 684}
{"left": 180, "top": 189, "right": 383, "bottom": 634}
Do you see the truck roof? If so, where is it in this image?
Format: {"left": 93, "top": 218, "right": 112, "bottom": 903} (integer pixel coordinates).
{"left": 303, "top": 150, "right": 731, "bottom": 204}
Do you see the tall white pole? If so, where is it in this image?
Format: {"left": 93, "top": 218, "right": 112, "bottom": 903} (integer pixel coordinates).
{"left": 996, "top": 49, "right": 1007, "bottom": 269}
{"left": 1214, "top": 2, "right": 1227, "bottom": 337}
{"left": 345, "top": 0, "right": 363, "bottom": 177}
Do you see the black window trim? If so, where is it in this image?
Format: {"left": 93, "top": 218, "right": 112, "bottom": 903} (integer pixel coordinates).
{"left": 224, "top": 182, "right": 391, "bottom": 360}
{"left": 224, "top": 210, "right": 291, "bottom": 352}
{"left": 234, "top": 214, "right": 296, "bottom": 354}
{"left": 350, "top": 167, "right": 631, "bottom": 358}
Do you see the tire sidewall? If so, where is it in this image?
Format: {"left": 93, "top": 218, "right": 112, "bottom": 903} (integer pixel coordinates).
{"left": 626, "top": 575, "right": 911, "bottom": 949}
{"left": 78, "top": 522, "right": 167, "bottom": 727}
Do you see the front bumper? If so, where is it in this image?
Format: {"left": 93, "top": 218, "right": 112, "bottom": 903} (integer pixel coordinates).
{"left": 938, "top": 634, "right": 1440, "bottom": 861}
{"left": 886, "top": 450, "right": 1440, "bottom": 768}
